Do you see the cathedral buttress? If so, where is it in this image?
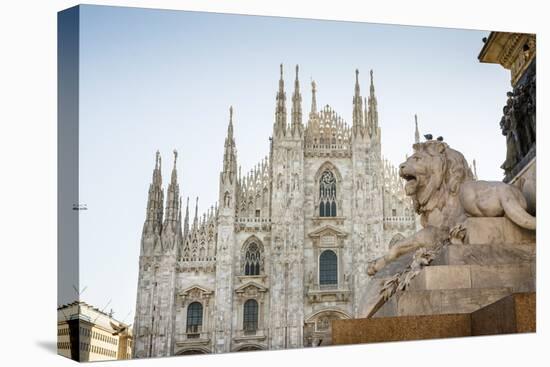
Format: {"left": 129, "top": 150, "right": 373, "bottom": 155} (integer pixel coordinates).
{"left": 269, "top": 64, "right": 305, "bottom": 349}
{"left": 213, "top": 106, "right": 238, "bottom": 353}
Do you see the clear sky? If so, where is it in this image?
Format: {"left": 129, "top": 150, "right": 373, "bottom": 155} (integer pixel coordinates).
{"left": 73, "top": 5, "right": 510, "bottom": 323}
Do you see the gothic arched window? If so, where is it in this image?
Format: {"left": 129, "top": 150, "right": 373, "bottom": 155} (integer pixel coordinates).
{"left": 319, "top": 170, "right": 337, "bottom": 217}
{"left": 186, "top": 302, "right": 203, "bottom": 335}
{"left": 243, "top": 299, "right": 259, "bottom": 332}
{"left": 319, "top": 250, "right": 338, "bottom": 286}
{"left": 244, "top": 242, "right": 261, "bottom": 276}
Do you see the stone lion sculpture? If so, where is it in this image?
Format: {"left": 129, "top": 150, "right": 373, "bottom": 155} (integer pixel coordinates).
{"left": 367, "top": 140, "right": 536, "bottom": 276}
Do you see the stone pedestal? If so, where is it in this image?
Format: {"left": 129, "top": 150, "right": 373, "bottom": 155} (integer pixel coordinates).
{"left": 461, "top": 217, "right": 535, "bottom": 246}
{"left": 471, "top": 292, "right": 536, "bottom": 335}
{"left": 332, "top": 292, "right": 535, "bottom": 345}
{"left": 370, "top": 217, "right": 535, "bottom": 319}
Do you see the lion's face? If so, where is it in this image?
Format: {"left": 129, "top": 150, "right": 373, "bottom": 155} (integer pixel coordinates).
{"left": 399, "top": 142, "right": 447, "bottom": 208}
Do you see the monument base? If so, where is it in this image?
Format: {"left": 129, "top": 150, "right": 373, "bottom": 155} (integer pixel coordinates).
{"left": 332, "top": 292, "right": 535, "bottom": 345}
{"left": 366, "top": 217, "right": 535, "bottom": 318}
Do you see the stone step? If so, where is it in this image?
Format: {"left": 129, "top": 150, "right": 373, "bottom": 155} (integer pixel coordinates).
{"left": 433, "top": 243, "right": 535, "bottom": 266}
{"left": 395, "top": 288, "right": 512, "bottom": 316}
{"left": 408, "top": 263, "right": 535, "bottom": 292}
{"left": 463, "top": 217, "right": 535, "bottom": 246}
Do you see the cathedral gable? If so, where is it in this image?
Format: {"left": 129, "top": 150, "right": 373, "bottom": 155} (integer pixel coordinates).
{"left": 179, "top": 285, "right": 214, "bottom": 300}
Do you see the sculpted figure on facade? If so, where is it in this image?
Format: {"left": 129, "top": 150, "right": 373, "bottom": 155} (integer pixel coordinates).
{"left": 367, "top": 139, "right": 536, "bottom": 275}
{"left": 499, "top": 65, "right": 536, "bottom": 178}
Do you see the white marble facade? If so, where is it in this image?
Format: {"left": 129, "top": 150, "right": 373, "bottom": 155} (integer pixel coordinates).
{"left": 132, "top": 66, "right": 417, "bottom": 357}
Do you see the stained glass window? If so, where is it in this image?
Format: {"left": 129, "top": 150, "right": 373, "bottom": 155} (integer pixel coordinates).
{"left": 244, "top": 242, "right": 261, "bottom": 276}
{"left": 319, "top": 170, "right": 337, "bottom": 217}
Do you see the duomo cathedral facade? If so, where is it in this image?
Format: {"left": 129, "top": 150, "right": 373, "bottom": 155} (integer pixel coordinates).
{"left": 133, "top": 65, "right": 418, "bottom": 357}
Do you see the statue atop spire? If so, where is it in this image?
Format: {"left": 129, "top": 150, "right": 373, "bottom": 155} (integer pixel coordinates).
{"left": 370, "top": 69, "right": 374, "bottom": 91}
{"left": 291, "top": 64, "right": 303, "bottom": 136}
{"left": 164, "top": 149, "right": 180, "bottom": 225}
{"left": 310, "top": 79, "right": 318, "bottom": 116}
{"left": 228, "top": 105, "right": 234, "bottom": 138}
{"left": 414, "top": 114, "right": 420, "bottom": 144}
{"left": 170, "top": 149, "right": 178, "bottom": 184}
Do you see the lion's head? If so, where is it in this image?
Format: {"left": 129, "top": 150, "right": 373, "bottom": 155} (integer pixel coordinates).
{"left": 399, "top": 141, "right": 473, "bottom": 214}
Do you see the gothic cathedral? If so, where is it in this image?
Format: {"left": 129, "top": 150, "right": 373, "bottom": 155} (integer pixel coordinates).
{"left": 133, "top": 65, "right": 417, "bottom": 357}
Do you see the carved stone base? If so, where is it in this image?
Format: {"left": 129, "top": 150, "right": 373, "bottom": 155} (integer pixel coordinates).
{"left": 370, "top": 216, "right": 535, "bottom": 318}
{"left": 463, "top": 217, "right": 535, "bottom": 246}
{"left": 433, "top": 242, "right": 535, "bottom": 266}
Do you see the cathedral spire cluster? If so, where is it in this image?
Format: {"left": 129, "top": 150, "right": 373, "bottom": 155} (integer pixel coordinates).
{"left": 273, "top": 65, "right": 381, "bottom": 145}
{"left": 143, "top": 151, "right": 165, "bottom": 235}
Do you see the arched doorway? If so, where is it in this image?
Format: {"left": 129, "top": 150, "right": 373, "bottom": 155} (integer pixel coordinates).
{"left": 235, "top": 344, "right": 264, "bottom": 352}
{"left": 303, "top": 309, "right": 351, "bottom": 347}
{"left": 177, "top": 348, "right": 210, "bottom": 355}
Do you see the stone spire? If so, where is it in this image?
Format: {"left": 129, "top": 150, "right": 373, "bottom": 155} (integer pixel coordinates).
{"left": 222, "top": 106, "right": 237, "bottom": 182}
{"left": 193, "top": 196, "right": 199, "bottom": 230}
{"left": 310, "top": 79, "right": 318, "bottom": 116}
{"left": 144, "top": 151, "right": 164, "bottom": 233}
{"left": 414, "top": 114, "right": 420, "bottom": 144}
{"left": 274, "top": 63, "right": 287, "bottom": 138}
{"left": 367, "top": 69, "right": 379, "bottom": 136}
{"left": 164, "top": 149, "right": 180, "bottom": 223}
{"left": 364, "top": 96, "right": 368, "bottom": 135}
{"left": 472, "top": 159, "right": 478, "bottom": 180}
{"left": 177, "top": 197, "right": 183, "bottom": 239}
{"left": 183, "top": 196, "right": 190, "bottom": 238}
{"left": 352, "top": 68, "right": 364, "bottom": 137}
{"left": 291, "top": 64, "right": 303, "bottom": 136}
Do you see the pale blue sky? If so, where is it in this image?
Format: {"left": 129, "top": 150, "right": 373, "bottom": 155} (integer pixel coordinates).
{"left": 74, "top": 5, "right": 509, "bottom": 323}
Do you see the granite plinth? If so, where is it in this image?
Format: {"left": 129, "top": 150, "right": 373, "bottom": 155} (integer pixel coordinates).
{"left": 333, "top": 292, "right": 535, "bottom": 345}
